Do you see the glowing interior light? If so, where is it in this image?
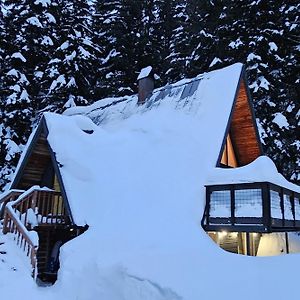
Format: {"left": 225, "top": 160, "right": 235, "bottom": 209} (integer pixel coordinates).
{"left": 218, "top": 231, "right": 227, "bottom": 238}
{"left": 231, "top": 232, "right": 238, "bottom": 238}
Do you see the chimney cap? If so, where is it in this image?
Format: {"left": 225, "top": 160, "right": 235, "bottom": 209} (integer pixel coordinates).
{"left": 137, "top": 66, "right": 153, "bottom": 81}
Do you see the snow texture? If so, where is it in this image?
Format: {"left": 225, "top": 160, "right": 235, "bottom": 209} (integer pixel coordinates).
{"left": 137, "top": 66, "right": 153, "bottom": 80}
{"left": 273, "top": 113, "right": 289, "bottom": 128}
{"left": 11, "top": 52, "right": 26, "bottom": 62}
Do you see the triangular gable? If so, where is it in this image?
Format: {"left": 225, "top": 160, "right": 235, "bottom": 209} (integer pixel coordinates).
{"left": 217, "top": 69, "right": 263, "bottom": 167}
{"left": 10, "top": 117, "right": 74, "bottom": 223}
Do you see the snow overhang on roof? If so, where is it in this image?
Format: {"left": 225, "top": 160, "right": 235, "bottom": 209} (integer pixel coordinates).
{"left": 206, "top": 156, "right": 300, "bottom": 194}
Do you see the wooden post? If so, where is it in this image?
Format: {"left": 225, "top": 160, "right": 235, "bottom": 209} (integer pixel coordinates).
{"left": 2, "top": 211, "right": 9, "bottom": 234}
{"left": 291, "top": 192, "right": 296, "bottom": 228}
{"left": 246, "top": 232, "right": 251, "bottom": 256}
{"left": 202, "top": 187, "right": 211, "bottom": 228}
{"left": 31, "top": 191, "right": 38, "bottom": 210}
{"left": 230, "top": 186, "right": 235, "bottom": 226}
{"left": 285, "top": 232, "right": 289, "bottom": 254}
{"left": 262, "top": 183, "right": 271, "bottom": 231}
{"left": 280, "top": 188, "right": 285, "bottom": 227}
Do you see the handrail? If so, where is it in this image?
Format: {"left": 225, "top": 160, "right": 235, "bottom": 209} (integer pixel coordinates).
{"left": 0, "top": 189, "right": 24, "bottom": 204}
{"left": 10, "top": 185, "right": 52, "bottom": 207}
{"left": 4, "top": 205, "right": 38, "bottom": 278}
{"left": 0, "top": 190, "right": 24, "bottom": 219}
{"left": 6, "top": 205, "right": 39, "bottom": 247}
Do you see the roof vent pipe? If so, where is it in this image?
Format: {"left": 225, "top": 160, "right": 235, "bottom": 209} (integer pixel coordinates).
{"left": 137, "top": 66, "right": 155, "bottom": 104}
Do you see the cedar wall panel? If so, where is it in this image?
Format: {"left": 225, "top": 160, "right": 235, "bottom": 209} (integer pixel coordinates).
{"left": 230, "top": 80, "right": 261, "bottom": 166}
{"left": 17, "top": 133, "right": 52, "bottom": 190}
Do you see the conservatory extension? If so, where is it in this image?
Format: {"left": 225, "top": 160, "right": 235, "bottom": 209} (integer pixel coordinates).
{"left": 202, "top": 173, "right": 300, "bottom": 256}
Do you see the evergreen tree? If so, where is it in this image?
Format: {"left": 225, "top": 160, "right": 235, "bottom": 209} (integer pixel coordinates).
{"left": 151, "top": 0, "right": 179, "bottom": 83}
{"left": 212, "top": 0, "right": 300, "bottom": 183}
{"left": 0, "top": 0, "right": 58, "bottom": 190}
{"left": 167, "top": 0, "right": 221, "bottom": 80}
{"left": 94, "top": 0, "right": 177, "bottom": 96}
{"left": 43, "top": 0, "right": 100, "bottom": 110}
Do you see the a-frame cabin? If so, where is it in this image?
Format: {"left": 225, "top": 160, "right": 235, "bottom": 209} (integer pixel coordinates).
{"left": 0, "top": 63, "right": 299, "bottom": 286}
{"left": 0, "top": 119, "right": 87, "bottom": 284}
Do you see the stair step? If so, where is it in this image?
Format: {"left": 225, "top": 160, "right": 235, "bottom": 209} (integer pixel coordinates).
{"left": 0, "top": 251, "right": 7, "bottom": 254}
{"left": 37, "top": 254, "right": 48, "bottom": 258}
{"left": 37, "top": 258, "right": 48, "bottom": 262}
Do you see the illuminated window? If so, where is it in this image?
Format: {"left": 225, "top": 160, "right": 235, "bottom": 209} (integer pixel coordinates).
{"left": 220, "top": 134, "right": 238, "bottom": 168}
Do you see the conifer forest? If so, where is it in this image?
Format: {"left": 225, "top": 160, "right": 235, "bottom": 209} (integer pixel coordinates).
{"left": 0, "top": 0, "right": 299, "bottom": 190}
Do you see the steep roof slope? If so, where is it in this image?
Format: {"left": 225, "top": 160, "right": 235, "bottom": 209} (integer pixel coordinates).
{"left": 47, "top": 63, "right": 243, "bottom": 225}
{"left": 65, "top": 63, "right": 243, "bottom": 128}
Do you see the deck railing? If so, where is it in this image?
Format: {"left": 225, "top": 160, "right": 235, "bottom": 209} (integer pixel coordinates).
{"left": 202, "top": 182, "right": 300, "bottom": 233}
{"left": 4, "top": 205, "right": 38, "bottom": 278}
{"left": 1, "top": 186, "right": 70, "bottom": 278}
{"left": 2, "top": 187, "right": 69, "bottom": 230}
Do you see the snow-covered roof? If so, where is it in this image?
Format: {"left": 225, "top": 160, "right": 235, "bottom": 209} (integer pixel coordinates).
{"left": 65, "top": 63, "right": 243, "bottom": 127}
{"left": 48, "top": 63, "right": 244, "bottom": 225}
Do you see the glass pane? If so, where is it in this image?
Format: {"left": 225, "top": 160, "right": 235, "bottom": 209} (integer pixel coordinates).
{"left": 271, "top": 190, "right": 282, "bottom": 219}
{"left": 210, "top": 190, "right": 231, "bottom": 217}
{"left": 235, "top": 189, "right": 262, "bottom": 217}
{"left": 283, "top": 194, "right": 294, "bottom": 220}
{"left": 295, "top": 198, "right": 300, "bottom": 220}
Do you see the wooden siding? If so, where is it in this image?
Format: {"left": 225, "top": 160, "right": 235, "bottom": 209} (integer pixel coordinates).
{"left": 230, "top": 80, "right": 261, "bottom": 166}
{"left": 16, "top": 132, "right": 52, "bottom": 190}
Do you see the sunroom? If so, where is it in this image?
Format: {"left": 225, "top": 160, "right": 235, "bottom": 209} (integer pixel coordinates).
{"left": 202, "top": 157, "right": 300, "bottom": 256}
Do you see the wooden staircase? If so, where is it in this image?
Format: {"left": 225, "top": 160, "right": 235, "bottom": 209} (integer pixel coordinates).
{"left": 35, "top": 226, "right": 78, "bottom": 283}
{"left": 0, "top": 187, "right": 87, "bottom": 284}
{"left": 36, "top": 228, "right": 52, "bottom": 281}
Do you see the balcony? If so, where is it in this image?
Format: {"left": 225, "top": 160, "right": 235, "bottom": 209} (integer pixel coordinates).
{"left": 202, "top": 182, "right": 300, "bottom": 233}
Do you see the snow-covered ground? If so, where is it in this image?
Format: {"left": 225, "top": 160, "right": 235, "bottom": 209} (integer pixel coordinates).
{"left": 2, "top": 228, "right": 300, "bottom": 300}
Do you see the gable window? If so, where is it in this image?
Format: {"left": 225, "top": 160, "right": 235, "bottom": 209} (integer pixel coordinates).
{"left": 220, "top": 134, "right": 238, "bottom": 168}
